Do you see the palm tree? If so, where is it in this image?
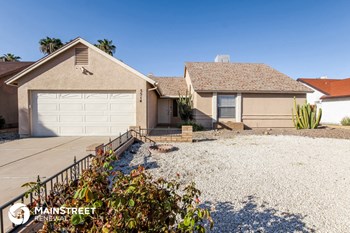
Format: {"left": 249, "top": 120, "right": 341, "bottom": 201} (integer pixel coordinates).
{"left": 0, "top": 53, "right": 21, "bottom": 62}
{"left": 39, "top": 37, "right": 64, "bottom": 55}
{"left": 94, "top": 39, "right": 116, "bottom": 56}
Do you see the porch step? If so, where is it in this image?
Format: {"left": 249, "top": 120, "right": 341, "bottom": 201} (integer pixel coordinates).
{"left": 214, "top": 122, "right": 244, "bottom": 130}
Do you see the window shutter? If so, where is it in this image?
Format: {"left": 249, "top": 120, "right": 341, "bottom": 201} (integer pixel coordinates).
{"left": 75, "top": 48, "right": 88, "bottom": 65}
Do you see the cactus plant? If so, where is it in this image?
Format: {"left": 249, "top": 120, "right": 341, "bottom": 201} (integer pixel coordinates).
{"left": 177, "top": 90, "right": 193, "bottom": 122}
{"left": 292, "top": 97, "right": 322, "bottom": 129}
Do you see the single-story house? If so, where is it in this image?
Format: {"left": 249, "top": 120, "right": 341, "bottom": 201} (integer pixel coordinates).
{"left": 0, "top": 61, "right": 34, "bottom": 128}
{"left": 298, "top": 77, "right": 350, "bottom": 124}
{"left": 183, "top": 62, "right": 311, "bottom": 129}
{"left": 5, "top": 37, "right": 310, "bottom": 137}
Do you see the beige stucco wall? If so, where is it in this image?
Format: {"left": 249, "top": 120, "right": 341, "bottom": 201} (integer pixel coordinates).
{"left": 184, "top": 69, "right": 194, "bottom": 95}
{"left": 0, "top": 75, "right": 18, "bottom": 127}
{"left": 185, "top": 70, "right": 213, "bottom": 128}
{"left": 193, "top": 92, "right": 213, "bottom": 128}
{"left": 17, "top": 43, "right": 149, "bottom": 136}
{"left": 242, "top": 93, "right": 306, "bottom": 128}
{"left": 147, "top": 83, "right": 158, "bottom": 129}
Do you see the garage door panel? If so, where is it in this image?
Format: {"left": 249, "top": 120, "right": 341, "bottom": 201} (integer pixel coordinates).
{"left": 85, "top": 103, "right": 108, "bottom": 111}
{"left": 38, "top": 103, "right": 58, "bottom": 111}
{"left": 37, "top": 93, "right": 58, "bottom": 99}
{"left": 60, "top": 93, "right": 83, "bottom": 99}
{"left": 110, "top": 103, "right": 135, "bottom": 111}
{"left": 38, "top": 115, "right": 58, "bottom": 122}
{"left": 85, "top": 93, "right": 109, "bottom": 99}
{"left": 60, "top": 116, "right": 84, "bottom": 122}
{"left": 111, "top": 116, "right": 135, "bottom": 123}
{"left": 85, "top": 116, "right": 109, "bottom": 122}
{"left": 34, "top": 125, "right": 59, "bottom": 136}
{"left": 85, "top": 126, "right": 110, "bottom": 134}
{"left": 111, "top": 93, "right": 134, "bottom": 99}
{"left": 32, "top": 91, "right": 136, "bottom": 136}
{"left": 111, "top": 126, "right": 130, "bottom": 134}
{"left": 60, "top": 103, "right": 84, "bottom": 111}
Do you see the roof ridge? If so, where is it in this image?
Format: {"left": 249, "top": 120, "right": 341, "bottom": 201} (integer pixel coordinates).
{"left": 185, "top": 62, "right": 265, "bottom": 64}
{"left": 5, "top": 37, "right": 156, "bottom": 86}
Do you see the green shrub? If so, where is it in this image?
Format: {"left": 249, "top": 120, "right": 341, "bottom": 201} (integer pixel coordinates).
{"left": 0, "top": 115, "right": 5, "bottom": 129}
{"left": 180, "top": 121, "right": 204, "bottom": 131}
{"left": 32, "top": 151, "right": 213, "bottom": 232}
{"left": 341, "top": 116, "right": 350, "bottom": 126}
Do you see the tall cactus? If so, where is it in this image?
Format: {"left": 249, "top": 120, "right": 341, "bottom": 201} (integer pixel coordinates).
{"left": 177, "top": 90, "right": 193, "bottom": 122}
{"left": 292, "top": 97, "right": 322, "bottom": 129}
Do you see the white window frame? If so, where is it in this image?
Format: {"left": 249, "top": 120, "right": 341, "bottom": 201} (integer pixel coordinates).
{"left": 217, "top": 94, "right": 236, "bottom": 118}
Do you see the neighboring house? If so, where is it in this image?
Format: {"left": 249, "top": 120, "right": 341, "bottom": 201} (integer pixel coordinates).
{"left": 5, "top": 37, "right": 311, "bottom": 137}
{"left": 0, "top": 61, "right": 34, "bottom": 127}
{"left": 298, "top": 77, "right": 350, "bottom": 124}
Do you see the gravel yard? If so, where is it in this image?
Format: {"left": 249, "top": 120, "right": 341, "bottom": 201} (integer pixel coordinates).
{"left": 116, "top": 135, "right": 350, "bottom": 232}
{"left": 194, "top": 127, "right": 350, "bottom": 140}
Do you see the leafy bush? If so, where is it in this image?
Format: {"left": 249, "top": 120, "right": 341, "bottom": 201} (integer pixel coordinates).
{"left": 180, "top": 121, "right": 204, "bottom": 132}
{"left": 0, "top": 115, "right": 5, "bottom": 129}
{"left": 35, "top": 150, "right": 213, "bottom": 232}
{"left": 341, "top": 116, "right": 350, "bottom": 126}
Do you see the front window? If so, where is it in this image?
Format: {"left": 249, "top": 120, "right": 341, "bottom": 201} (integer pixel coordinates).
{"left": 173, "top": 99, "right": 178, "bottom": 117}
{"left": 218, "top": 95, "right": 236, "bottom": 118}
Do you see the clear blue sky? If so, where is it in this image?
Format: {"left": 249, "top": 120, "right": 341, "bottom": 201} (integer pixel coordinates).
{"left": 1, "top": 0, "right": 350, "bottom": 79}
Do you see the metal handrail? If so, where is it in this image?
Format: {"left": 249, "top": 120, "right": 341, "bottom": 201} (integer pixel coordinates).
{"left": 0, "top": 130, "right": 134, "bottom": 233}
{"left": 0, "top": 154, "right": 94, "bottom": 233}
{"left": 98, "top": 130, "right": 132, "bottom": 153}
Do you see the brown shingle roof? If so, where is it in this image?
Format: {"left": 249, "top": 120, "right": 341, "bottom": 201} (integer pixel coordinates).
{"left": 0, "top": 62, "right": 34, "bottom": 78}
{"left": 151, "top": 77, "right": 187, "bottom": 97}
{"left": 185, "top": 62, "right": 311, "bottom": 93}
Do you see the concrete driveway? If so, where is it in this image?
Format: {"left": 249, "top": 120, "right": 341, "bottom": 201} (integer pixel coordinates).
{"left": 0, "top": 136, "right": 110, "bottom": 205}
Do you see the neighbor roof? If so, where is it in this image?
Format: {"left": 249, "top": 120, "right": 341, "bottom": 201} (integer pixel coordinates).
{"left": 0, "top": 62, "right": 34, "bottom": 79}
{"left": 185, "top": 62, "right": 311, "bottom": 93}
{"left": 5, "top": 37, "right": 156, "bottom": 86}
{"left": 151, "top": 77, "right": 187, "bottom": 97}
{"left": 298, "top": 78, "right": 350, "bottom": 99}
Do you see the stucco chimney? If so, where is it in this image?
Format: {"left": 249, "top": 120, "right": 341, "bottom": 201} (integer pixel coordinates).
{"left": 320, "top": 76, "right": 328, "bottom": 79}
{"left": 215, "top": 55, "right": 230, "bottom": 63}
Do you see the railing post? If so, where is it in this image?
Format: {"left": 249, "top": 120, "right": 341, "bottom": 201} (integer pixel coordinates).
{"left": 0, "top": 209, "right": 3, "bottom": 233}
{"left": 37, "top": 175, "right": 41, "bottom": 206}
{"left": 74, "top": 156, "right": 77, "bottom": 180}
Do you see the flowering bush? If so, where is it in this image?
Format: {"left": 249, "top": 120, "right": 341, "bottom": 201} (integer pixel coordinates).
{"left": 37, "top": 150, "right": 213, "bottom": 232}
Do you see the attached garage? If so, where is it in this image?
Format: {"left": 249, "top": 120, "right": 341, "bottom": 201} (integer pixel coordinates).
{"left": 5, "top": 38, "right": 158, "bottom": 137}
{"left": 32, "top": 91, "right": 136, "bottom": 136}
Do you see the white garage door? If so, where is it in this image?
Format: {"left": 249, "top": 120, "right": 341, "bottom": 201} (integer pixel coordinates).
{"left": 32, "top": 91, "right": 136, "bottom": 136}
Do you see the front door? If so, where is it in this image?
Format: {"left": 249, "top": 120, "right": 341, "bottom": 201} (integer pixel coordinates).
{"left": 158, "top": 99, "right": 170, "bottom": 124}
